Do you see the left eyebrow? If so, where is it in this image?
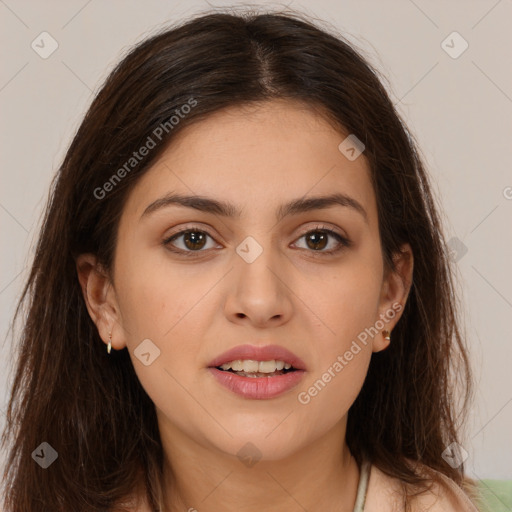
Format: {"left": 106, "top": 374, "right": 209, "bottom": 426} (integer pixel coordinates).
{"left": 140, "top": 192, "right": 368, "bottom": 225}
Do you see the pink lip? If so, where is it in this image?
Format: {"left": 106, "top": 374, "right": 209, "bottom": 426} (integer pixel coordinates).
{"left": 207, "top": 344, "right": 307, "bottom": 371}
{"left": 208, "top": 368, "right": 306, "bottom": 399}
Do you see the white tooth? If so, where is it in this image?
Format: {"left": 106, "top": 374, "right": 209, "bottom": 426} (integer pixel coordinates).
{"left": 230, "top": 360, "right": 244, "bottom": 371}
{"left": 258, "top": 360, "right": 277, "bottom": 373}
{"left": 220, "top": 359, "right": 293, "bottom": 373}
{"left": 242, "top": 359, "right": 260, "bottom": 372}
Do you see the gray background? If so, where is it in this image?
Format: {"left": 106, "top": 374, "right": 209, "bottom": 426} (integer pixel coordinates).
{"left": 1, "top": 0, "right": 511, "bottom": 480}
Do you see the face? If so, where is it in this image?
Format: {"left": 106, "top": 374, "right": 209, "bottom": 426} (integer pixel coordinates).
{"left": 78, "top": 98, "right": 412, "bottom": 463}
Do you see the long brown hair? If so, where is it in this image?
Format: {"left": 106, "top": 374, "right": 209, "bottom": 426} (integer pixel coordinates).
{"left": 1, "top": 8, "right": 477, "bottom": 511}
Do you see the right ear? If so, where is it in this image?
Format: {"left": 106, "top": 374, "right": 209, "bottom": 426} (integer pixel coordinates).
{"left": 75, "top": 253, "right": 126, "bottom": 352}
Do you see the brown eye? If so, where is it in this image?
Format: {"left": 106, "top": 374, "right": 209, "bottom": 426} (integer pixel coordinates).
{"left": 180, "top": 231, "right": 208, "bottom": 250}
{"left": 293, "top": 227, "right": 351, "bottom": 255}
{"left": 163, "top": 228, "right": 217, "bottom": 254}
{"left": 305, "top": 231, "right": 329, "bottom": 251}
{"left": 162, "top": 224, "right": 351, "bottom": 258}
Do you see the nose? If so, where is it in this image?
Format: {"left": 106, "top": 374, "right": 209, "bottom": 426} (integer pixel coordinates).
{"left": 223, "top": 243, "right": 293, "bottom": 328}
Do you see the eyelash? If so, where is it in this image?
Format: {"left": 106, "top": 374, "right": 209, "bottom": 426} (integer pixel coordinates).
{"left": 162, "top": 224, "right": 351, "bottom": 258}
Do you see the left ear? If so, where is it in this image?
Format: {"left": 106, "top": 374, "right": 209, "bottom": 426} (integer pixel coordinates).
{"left": 373, "top": 242, "right": 414, "bottom": 353}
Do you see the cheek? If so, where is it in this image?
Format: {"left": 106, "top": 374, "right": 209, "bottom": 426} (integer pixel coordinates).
{"left": 299, "top": 257, "right": 381, "bottom": 407}
{"left": 115, "top": 258, "right": 213, "bottom": 399}
{"left": 118, "top": 267, "right": 206, "bottom": 425}
{"left": 306, "top": 261, "right": 382, "bottom": 341}
{"left": 115, "top": 251, "right": 203, "bottom": 340}
{"left": 298, "top": 330, "right": 372, "bottom": 428}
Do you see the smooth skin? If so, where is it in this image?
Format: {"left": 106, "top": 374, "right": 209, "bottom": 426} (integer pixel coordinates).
{"left": 77, "top": 99, "right": 414, "bottom": 512}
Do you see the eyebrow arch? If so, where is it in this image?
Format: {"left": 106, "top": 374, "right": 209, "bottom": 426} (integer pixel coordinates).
{"left": 141, "top": 192, "right": 368, "bottom": 224}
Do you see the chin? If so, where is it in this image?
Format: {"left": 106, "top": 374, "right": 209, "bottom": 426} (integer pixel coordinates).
{"left": 206, "top": 430, "right": 307, "bottom": 465}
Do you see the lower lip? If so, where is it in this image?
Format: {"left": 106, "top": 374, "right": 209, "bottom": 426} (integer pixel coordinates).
{"left": 208, "top": 368, "right": 306, "bottom": 399}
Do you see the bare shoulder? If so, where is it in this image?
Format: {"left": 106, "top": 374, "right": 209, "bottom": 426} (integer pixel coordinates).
{"left": 406, "top": 476, "right": 480, "bottom": 512}
{"left": 364, "top": 463, "right": 480, "bottom": 512}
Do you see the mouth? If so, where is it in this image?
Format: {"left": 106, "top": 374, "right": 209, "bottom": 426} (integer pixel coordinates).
{"left": 206, "top": 344, "right": 306, "bottom": 399}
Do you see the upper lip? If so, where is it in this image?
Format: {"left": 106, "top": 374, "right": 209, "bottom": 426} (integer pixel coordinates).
{"left": 208, "top": 344, "right": 307, "bottom": 371}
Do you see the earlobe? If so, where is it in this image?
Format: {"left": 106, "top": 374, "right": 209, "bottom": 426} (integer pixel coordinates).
{"left": 376, "top": 329, "right": 392, "bottom": 352}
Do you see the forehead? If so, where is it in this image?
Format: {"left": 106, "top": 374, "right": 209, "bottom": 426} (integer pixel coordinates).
{"left": 122, "top": 99, "right": 377, "bottom": 228}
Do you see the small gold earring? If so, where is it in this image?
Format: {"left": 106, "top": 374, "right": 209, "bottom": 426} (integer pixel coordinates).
{"left": 107, "top": 332, "right": 112, "bottom": 354}
{"left": 382, "top": 330, "right": 391, "bottom": 341}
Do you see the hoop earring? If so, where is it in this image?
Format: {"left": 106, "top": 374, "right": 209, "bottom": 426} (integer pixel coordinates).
{"left": 382, "top": 330, "right": 391, "bottom": 342}
{"left": 107, "top": 332, "right": 112, "bottom": 354}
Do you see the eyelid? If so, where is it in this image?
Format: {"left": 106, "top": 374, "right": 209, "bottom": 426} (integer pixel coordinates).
{"left": 295, "top": 222, "right": 346, "bottom": 238}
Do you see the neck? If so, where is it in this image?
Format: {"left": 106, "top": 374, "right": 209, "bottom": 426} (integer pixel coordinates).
{"left": 158, "top": 417, "right": 360, "bottom": 512}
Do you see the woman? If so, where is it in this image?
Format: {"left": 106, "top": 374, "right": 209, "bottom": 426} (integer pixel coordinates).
{"left": 1, "top": 8, "right": 483, "bottom": 511}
